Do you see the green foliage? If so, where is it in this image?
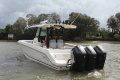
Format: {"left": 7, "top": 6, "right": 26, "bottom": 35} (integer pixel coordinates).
{"left": 11, "top": 13, "right": 61, "bottom": 40}
{"left": 22, "top": 28, "right": 37, "bottom": 40}
{"left": 97, "top": 28, "right": 111, "bottom": 39}
{"left": 26, "top": 14, "right": 38, "bottom": 25}
{"left": 0, "top": 28, "right": 5, "bottom": 33}
{"left": 50, "top": 13, "right": 61, "bottom": 23}
{"left": 10, "top": 17, "right": 26, "bottom": 40}
{"left": 13, "top": 17, "right": 26, "bottom": 34}
{"left": 63, "top": 29, "right": 76, "bottom": 40}
{"left": 68, "top": 12, "right": 99, "bottom": 40}
{"left": 38, "top": 13, "right": 61, "bottom": 23}
{"left": 5, "top": 24, "right": 14, "bottom": 34}
{"left": 4, "top": 12, "right": 120, "bottom": 41}
{"left": 26, "top": 13, "right": 61, "bottom": 26}
{"left": 37, "top": 14, "right": 48, "bottom": 23}
{"left": 0, "top": 28, "right": 6, "bottom": 39}
{"left": 107, "top": 12, "right": 120, "bottom": 40}
{"left": 107, "top": 12, "right": 120, "bottom": 34}
{"left": 1, "top": 12, "right": 101, "bottom": 40}
{"left": 107, "top": 16, "right": 118, "bottom": 33}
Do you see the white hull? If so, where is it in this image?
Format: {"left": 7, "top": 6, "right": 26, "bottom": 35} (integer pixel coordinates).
{"left": 18, "top": 40, "right": 73, "bottom": 70}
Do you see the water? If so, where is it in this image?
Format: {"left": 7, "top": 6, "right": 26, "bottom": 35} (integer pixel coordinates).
{"left": 0, "top": 41, "right": 120, "bottom": 80}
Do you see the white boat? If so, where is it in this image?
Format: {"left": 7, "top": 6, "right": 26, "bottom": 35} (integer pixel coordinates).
{"left": 18, "top": 21, "right": 106, "bottom": 71}
{"left": 18, "top": 23, "right": 77, "bottom": 70}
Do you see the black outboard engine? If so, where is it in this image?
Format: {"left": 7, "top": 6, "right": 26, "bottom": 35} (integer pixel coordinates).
{"left": 94, "top": 45, "right": 107, "bottom": 69}
{"left": 85, "top": 46, "right": 97, "bottom": 71}
{"left": 71, "top": 46, "right": 87, "bottom": 72}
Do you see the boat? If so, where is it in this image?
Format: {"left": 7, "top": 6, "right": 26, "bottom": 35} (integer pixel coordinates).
{"left": 18, "top": 20, "right": 107, "bottom": 71}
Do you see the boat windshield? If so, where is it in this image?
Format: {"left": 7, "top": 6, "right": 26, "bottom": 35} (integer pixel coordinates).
{"left": 35, "top": 28, "right": 47, "bottom": 37}
{"left": 40, "top": 30, "right": 47, "bottom": 36}
{"left": 35, "top": 28, "right": 40, "bottom": 37}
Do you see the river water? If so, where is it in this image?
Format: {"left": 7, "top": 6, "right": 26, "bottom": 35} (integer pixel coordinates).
{"left": 0, "top": 41, "right": 120, "bottom": 80}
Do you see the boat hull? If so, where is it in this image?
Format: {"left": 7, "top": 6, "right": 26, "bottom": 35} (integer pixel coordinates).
{"left": 18, "top": 40, "right": 71, "bottom": 70}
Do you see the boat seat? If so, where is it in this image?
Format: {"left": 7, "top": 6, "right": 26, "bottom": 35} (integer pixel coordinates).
{"left": 33, "top": 38, "right": 41, "bottom": 46}
{"left": 49, "top": 39, "right": 57, "bottom": 49}
{"left": 57, "top": 39, "right": 64, "bottom": 49}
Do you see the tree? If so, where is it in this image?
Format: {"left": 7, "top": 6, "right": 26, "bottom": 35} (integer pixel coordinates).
{"left": 0, "top": 28, "right": 6, "bottom": 39}
{"left": 5, "top": 24, "right": 14, "bottom": 34}
{"left": 26, "top": 14, "right": 38, "bottom": 25}
{"left": 115, "top": 13, "right": 120, "bottom": 33}
{"left": 68, "top": 12, "right": 99, "bottom": 40}
{"left": 37, "top": 13, "right": 61, "bottom": 23}
{"left": 14, "top": 17, "right": 26, "bottom": 34}
{"left": 97, "top": 28, "right": 111, "bottom": 39}
{"left": 50, "top": 13, "right": 61, "bottom": 23}
{"left": 107, "top": 12, "right": 120, "bottom": 34}
{"left": 107, "top": 16, "right": 118, "bottom": 33}
{"left": 37, "top": 13, "right": 48, "bottom": 23}
{"left": 13, "top": 17, "right": 26, "bottom": 39}
{"left": 0, "top": 28, "right": 5, "bottom": 33}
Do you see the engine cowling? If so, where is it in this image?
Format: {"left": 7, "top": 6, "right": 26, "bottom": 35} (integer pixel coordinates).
{"left": 70, "top": 45, "right": 107, "bottom": 72}
{"left": 70, "top": 46, "right": 87, "bottom": 72}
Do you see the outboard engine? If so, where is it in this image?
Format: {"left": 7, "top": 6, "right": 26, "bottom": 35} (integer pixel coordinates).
{"left": 70, "top": 45, "right": 107, "bottom": 72}
{"left": 71, "top": 46, "right": 87, "bottom": 72}
{"left": 94, "top": 45, "right": 107, "bottom": 69}
{"left": 85, "top": 46, "right": 97, "bottom": 71}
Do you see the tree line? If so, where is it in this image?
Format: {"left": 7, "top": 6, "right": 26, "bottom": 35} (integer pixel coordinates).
{"left": 0, "top": 12, "right": 120, "bottom": 41}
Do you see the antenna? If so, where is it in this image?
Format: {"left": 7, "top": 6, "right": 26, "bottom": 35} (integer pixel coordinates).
{"left": 25, "top": 17, "right": 29, "bottom": 29}
{"left": 70, "top": 13, "right": 80, "bottom": 25}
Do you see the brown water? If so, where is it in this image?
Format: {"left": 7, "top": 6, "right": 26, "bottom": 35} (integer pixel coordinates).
{"left": 0, "top": 41, "right": 120, "bottom": 80}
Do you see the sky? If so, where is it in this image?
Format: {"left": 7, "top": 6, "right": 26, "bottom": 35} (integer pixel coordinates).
{"left": 0, "top": 0, "right": 120, "bottom": 28}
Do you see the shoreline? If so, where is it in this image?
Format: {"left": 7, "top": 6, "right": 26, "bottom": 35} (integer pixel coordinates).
{"left": 0, "top": 40, "right": 120, "bottom": 43}
{"left": 67, "top": 40, "right": 120, "bottom": 44}
{"left": 0, "top": 40, "right": 17, "bottom": 42}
